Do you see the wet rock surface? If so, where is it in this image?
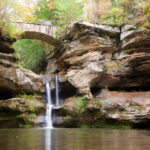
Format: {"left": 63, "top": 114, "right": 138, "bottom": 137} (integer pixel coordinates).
{"left": 0, "top": 97, "right": 46, "bottom": 128}
{"left": 53, "top": 90, "right": 150, "bottom": 128}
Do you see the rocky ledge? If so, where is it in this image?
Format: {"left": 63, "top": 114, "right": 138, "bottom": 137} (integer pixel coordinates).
{"left": 0, "top": 37, "right": 44, "bottom": 99}
{"left": 46, "top": 21, "right": 150, "bottom": 128}
{"left": 0, "top": 32, "right": 45, "bottom": 128}
{"left": 0, "top": 97, "right": 45, "bottom": 128}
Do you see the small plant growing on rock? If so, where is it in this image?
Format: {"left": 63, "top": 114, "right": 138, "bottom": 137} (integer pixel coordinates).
{"left": 15, "top": 91, "right": 35, "bottom": 100}
{"left": 76, "top": 97, "right": 88, "bottom": 113}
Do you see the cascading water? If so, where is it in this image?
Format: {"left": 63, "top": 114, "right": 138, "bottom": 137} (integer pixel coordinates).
{"left": 42, "top": 75, "right": 61, "bottom": 128}
{"left": 55, "top": 75, "right": 59, "bottom": 105}
{"left": 45, "top": 81, "right": 53, "bottom": 128}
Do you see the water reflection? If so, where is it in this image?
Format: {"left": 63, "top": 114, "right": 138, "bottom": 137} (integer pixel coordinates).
{"left": 45, "top": 129, "right": 51, "bottom": 150}
{"left": 1, "top": 128, "right": 150, "bottom": 150}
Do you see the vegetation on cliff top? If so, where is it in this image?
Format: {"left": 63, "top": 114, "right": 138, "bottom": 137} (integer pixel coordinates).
{"left": 34, "top": 0, "right": 150, "bottom": 28}
{"left": 1, "top": 0, "right": 150, "bottom": 72}
{"left": 1, "top": 0, "right": 149, "bottom": 35}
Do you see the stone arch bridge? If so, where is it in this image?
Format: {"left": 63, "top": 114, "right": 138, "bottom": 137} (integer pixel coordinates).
{"left": 12, "top": 22, "right": 61, "bottom": 48}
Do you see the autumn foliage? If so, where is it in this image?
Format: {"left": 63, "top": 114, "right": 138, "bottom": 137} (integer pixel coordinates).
{"left": 83, "top": 0, "right": 150, "bottom": 28}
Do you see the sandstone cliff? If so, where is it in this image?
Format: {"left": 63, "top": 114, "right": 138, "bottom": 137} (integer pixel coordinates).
{"left": 46, "top": 21, "right": 150, "bottom": 128}
{"left": 0, "top": 32, "right": 45, "bottom": 128}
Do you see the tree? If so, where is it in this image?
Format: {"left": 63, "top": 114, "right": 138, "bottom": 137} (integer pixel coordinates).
{"left": 54, "top": 0, "right": 83, "bottom": 35}
{"left": 13, "top": 39, "right": 52, "bottom": 73}
{"left": 0, "top": 0, "right": 37, "bottom": 38}
{"left": 34, "top": 0, "right": 56, "bottom": 20}
{"left": 12, "top": 0, "right": 37, "bottom": 22}
{"left": 0, "top": 0, "right": 22, "bottom": 38}
{"left": 82, "top": 0, "right": 150, "bottom": 27}
{"left": 82, "top": 0, "right": 111, "bottom": 23}
{"left": 34, "top": 0, "right": 83, "bottom": 36}
{"left": 135, "top": 0, "right": 150, "bottom": 28}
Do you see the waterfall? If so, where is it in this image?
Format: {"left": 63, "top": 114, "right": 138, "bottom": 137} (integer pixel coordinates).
{"left": 55, "top": 75, "right": 59, "bottom": 105}
{"left": 41, "top": 75, "right": 61, "bottom": 128}
{"left": 45, "top": 81, "right": 53, "bottom": 128}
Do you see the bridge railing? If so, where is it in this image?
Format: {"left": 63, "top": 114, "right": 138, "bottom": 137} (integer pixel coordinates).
{"left": 12, "top": 22, "right": 53, "bottom": 27}
{"left": 11, "top": 22, "right": 57, "bottom": 38}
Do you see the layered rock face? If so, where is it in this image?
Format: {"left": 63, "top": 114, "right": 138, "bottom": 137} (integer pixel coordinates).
{"left": 0, "top": 33, "right": 45, "bottom": 128}
{"left": 0, "top": 38, "right": 43, "bottom": 99}
{"left": 55, "top": 22, "right": 150, "bottom": 96}
{"left": 46, "top": 21, "right": 150, "bottom": 128}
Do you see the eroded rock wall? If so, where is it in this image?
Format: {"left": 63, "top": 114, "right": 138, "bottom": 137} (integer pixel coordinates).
{"left": 0, "top": 37, "right": 44, "bottom": 97}
{"left": 0, "top": 32, "right": 45, "bottom": 128}
{"left": 49, "top": 22, "right": 149, "bottom": 96}
{"left": 46, "top": 21, "right": 150, "bottom": 128}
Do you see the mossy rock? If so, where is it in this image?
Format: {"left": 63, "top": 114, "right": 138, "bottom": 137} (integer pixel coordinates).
{"left": 0, "top": 98, "right": 45, "bottom": 113}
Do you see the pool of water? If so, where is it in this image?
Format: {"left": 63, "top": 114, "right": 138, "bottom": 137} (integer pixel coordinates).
{"left": 0, "top": 128, "right": 150, "bottom": 150}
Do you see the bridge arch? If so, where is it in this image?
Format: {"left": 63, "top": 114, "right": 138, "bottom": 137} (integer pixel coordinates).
{"left": 12, "top": 22, "right": 61, "bottom": 48}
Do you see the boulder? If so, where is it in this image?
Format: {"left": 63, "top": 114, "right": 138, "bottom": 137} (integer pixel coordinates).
{"left": 0, "top": 97, "right": 46, "bottom": 128}
{"left": 97, "top": 89, "right": 150, "bottom": 125}
{"left": 46, "top": 58, "right": 58, "bottom": 74}
{"left": 0, "top": 97, "right": 45, "bottom": 113}
{"left": 67, "top": 62, "right": 104, "bottom": 97}
{"left": 0, "top": 61, "right": 43, "bottom": 94}
{"left": 69, "top": 21, "right": 120, "bottom": 38}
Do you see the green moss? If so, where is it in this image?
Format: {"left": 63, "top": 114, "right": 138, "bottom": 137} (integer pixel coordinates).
{"left": 63, "top": 96, "right": 135, "bottom": 129}
{"left": 92, "top": 98, "right": 101, "bottom": 106}
{"left": 0, "top": 112, "right": 19, "bottom": 121}
{"left": 81, "top": 124, "right": 132, "bottom": 129}
{"left": 9, "top": 101, "right": 20, "bottom": 110}
{"left": 97, "top": 124, "right": 132, "bottom": 129}
{"left": 20, "top": 99, "right": 43, "bottom": 113}
{"left": 18, "top": 120, "right": 32, "bottom": 128}
{"left": 15, "top": 92, "right": 35, "bottom": 99}
{"left": 76, "top": 97, "right": 88, "bottom": 113}
{"left": 81, "top": 124, "right": 91, "bottom": 128}
{"left": 28, "top": 113, "right": 37, "bottom": 117}
{"left": 16, "top": 113, "right": 36, "bottom": 119}
{"left": 19, "top": 124, "right": 32, "bottom": 128}
{"left": 70, "top": 96, "right": 89, "bottom": 117}
{"left": 66, "top": 97, "right": 106, "bottom": 126}
{"left": 0, "top": 112, "right": 34, "bottom": 128}
{"left": 118, "top": 64, "right": 123, "bottom": 68}
{"left": 17, "top": 113, "right": 36, "bottom": 128}
{"left": 119, "top": 90, "right": 126, "bottom": 92}
{"left": 0, "top": 110, "right": 38, "bottom": 128}
{"left": 0, "top": 116, "right": 10, "bottom": 121}
{"left": 130, "top": 105, "right": 143, "bottom": 110}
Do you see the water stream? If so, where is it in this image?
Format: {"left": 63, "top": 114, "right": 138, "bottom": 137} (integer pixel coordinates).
{"left": 55, "top": 75, "right": 59, "bottom": 105}
{"left": 45, "top": 82, "right": 53, "bottom": 128}
{"left": 44, "top": 75, "right": 61, "bottom": 128}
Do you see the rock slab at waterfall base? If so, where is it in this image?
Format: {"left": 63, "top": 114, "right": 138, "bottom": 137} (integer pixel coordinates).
{"left": 53, "top": 90, "right": 150, "bottom": 128}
